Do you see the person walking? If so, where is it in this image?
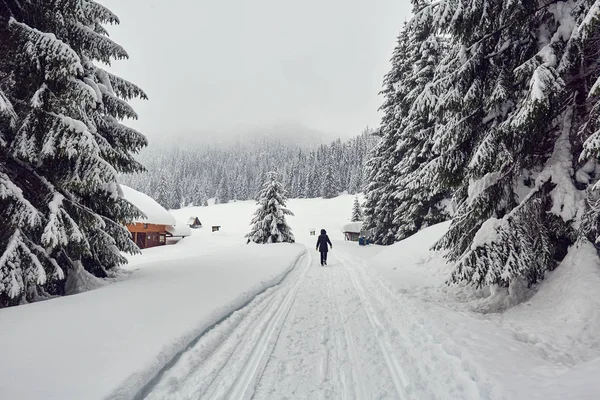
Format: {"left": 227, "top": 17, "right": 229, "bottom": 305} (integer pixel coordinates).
{"left": 316, "top": 229, "right": 332, "bottom": 266}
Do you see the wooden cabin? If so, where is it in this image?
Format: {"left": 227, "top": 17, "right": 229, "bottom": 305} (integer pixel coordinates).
{"left": 121, "top": 185, "right": 177, "bottom": 249}
{"left": 212, "top": 225, "right": 221, "bottom": 232}
{"left": 342, "top": 222, "right": 364, "bottom": 242}
{"left": 344, "top": 231, "right": 361, "bottom": 242}
{"left": 187, "top": 217, "right": 202, "bottom": 229}
{"left": 129, "top": 223, "right": 168, "bottom": 249}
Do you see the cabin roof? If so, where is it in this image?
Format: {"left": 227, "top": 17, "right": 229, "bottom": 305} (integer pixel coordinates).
{"left": 342, "top": 221, "right": 363, "bottom": 233}
{"left": 166, "top": 224, "right": 192, "bottom": 237}
{"left": 121, "top": 185, "right": 176, "bottom": 226}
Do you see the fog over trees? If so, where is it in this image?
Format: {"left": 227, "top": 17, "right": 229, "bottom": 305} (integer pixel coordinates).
{"left": 121, "top": 129, "right": 378, "bottom": 209}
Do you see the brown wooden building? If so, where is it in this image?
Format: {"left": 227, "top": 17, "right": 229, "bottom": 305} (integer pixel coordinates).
{"left": 129, "top": 223, "right": 168, "bottom": 249}
{"left": 121, "top": 185, "right": 177, "bottom": 250}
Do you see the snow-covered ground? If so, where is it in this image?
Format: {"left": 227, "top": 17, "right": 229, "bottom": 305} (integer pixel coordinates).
{"left": 371, "top": 222, "right": 600, "bottom": 399}
{"left": 0, "top": 194, "right": 359, "bottom": 400}
{"left": 0, "top": 226, "right": 306, "bottom": 399}
{"left": 1, "top": 193, "right": 599, "bottom": 399}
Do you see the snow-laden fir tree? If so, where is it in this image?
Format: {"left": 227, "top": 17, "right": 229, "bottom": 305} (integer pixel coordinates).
{"left": 246, "top": 172, "right": 295, "bottom": 244}
{"left": 155, "top": 171, "right": 171, "bottom": 209}
{"left": 412, "top": 0, "right": 600, "bottom": 288}
{"left": 321, "top": 162, "right": 339, "bottom": 199}
{"left": 215, "top": 175, "right": 230, "bottom": 204}
{"left": 362, "top": 136, "right": 398, "bottom": 245}
{"left": 362, "top": 27, "right": 414, "bottom": 245}
{"left": 0, "top": 1, "right": 147, "bottom": 306}
{"left": 351, "top": 196, "right": 363, "bottom": 222}
{"left": 390, "top": 8, "right": 451, "bottom": 241}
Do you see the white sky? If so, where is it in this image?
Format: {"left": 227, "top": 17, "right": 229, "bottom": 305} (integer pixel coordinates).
{"left": 101, "top": 0, "right": 411, "bottom": 140}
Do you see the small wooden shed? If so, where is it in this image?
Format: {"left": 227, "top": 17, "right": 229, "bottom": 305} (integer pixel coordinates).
{"left": 212, "top": 225, "right": 221, "bottom": 232}
{"left": 342, "top": 222, "right": 364, "bottom": 242}
{"left": 187, "top": 217, "right": 202, "bottom": 229}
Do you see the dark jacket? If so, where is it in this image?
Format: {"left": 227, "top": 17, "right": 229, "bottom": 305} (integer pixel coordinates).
{"left": 316, "top": 234, "right": 332, "bottom": 252}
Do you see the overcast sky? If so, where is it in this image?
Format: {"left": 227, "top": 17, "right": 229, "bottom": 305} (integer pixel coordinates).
{"left": 101, "top": 0, "right": 411, "bottom": 140}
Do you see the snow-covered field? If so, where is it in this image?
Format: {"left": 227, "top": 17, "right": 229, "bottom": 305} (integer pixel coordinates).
{"left": 1, "top": 193, "right": 600, "bottom": 399}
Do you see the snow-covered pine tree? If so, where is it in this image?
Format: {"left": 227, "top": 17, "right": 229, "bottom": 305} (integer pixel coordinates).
{"left": 189, "top": 178, "right": 202, "bottom": 206}
{"left": 573, "top": 3, "right": 600, "bottom": 243}
{"left": 391, "top": 6, "right": 451, "bottom": 241}
{"left": 155, "top": 171, "right": 171, "bottom": 209}
{"left": 215, "top": 175, "right": 230, "bottom": 204}
{"left": 0, "top": 1, "right": 147, "bottom": 306}
{"left": 348, "top": 165, "right": 363, "bottom": 195}
{"left": 321, "top": 162, "right": 339, "bottom": 199}
{"left": 362, "top": 135, "right": 397, "bottom": 245}
{"left": 351, "top": 196, "right": 363, "bottom": 222}
{"left": 419, "top": 0, "right": 600, "bottom": 288}
{"left": 363, "top": 27, "right": 414, "bottom": 245}
{"left": 246, "top": 172, "right": 295, "bottom": 244}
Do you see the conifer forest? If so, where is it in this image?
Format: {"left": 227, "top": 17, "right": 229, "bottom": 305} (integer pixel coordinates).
{"left": 364, "top": 0, "right": 600, "bottom": 289}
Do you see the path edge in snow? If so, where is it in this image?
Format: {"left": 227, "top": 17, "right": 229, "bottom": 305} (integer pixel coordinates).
{"left": 105, "top": 248, "right": 307, "bottom": 400}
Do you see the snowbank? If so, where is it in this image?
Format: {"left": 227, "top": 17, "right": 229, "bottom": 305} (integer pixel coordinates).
{"left": 371, "top": 221, "right": 454, "bottom": 298}
{"left": 121, "top": 184, "right": 176, "bottom": 225}
{"left": 368, "top": 221, "right": 600, "bottom": 398}
{"left": 497, "top": 241, "right": 600, "bottom": 366}
{"left": 0, "top": 235, "right": 305, "bottom": 400}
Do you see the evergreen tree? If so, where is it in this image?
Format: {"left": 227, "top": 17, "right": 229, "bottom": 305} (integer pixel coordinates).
{"left": 362, "top": 135, "right": 397, "bottom": 245}
{"left": 155, "top": 171, "right": 171, "bottom": 209}
{"left": 0, "top": 1, "right": 147, "bottom": 306}
{"left": 321, "top": 162, "right": 339, "bottom": 199}
{"left": 351, "top": 196, "right": 363, "bottom": 222}
{"left": 348, "top": 165, "right": 362, "bottom": 194}
{"left": 215, "top": 175, "right": 230, "bottom": 204}
{"left": 246, "top": 172, "right": 295, "bottom": 244}
{"left": 190, "top": 178, "right": 204, "bottom": 206}
{"left": 391, "top": 14, "right": 451, "bottom": 241}
{"left": 418, "top": 0, "right": 600, "bottom": 288}
{"left": 363, "top": 27, "right": 414, "bottom": 245}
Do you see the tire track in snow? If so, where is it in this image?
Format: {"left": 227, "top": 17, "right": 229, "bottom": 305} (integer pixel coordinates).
{"left": 327, "top": 266, "right": 368, "bottom": 399}
{"left": 223, "top": 251, "right": 312, "bottom": 400}
{"left": 253, "top": 250, "right": 399, "bottom": 399}
{"left": 141, "top": 251, "right": 312, "bottom": 400}
{"left": 335, "top": 251, "right": 484, "bottom": 400}
{"left": 334, "top": 252, "right": 411, "bottom": 400}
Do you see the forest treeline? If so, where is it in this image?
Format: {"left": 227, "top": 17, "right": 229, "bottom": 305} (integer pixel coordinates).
{"left": 120, "top": 130, "right": 378, "bottom": 209}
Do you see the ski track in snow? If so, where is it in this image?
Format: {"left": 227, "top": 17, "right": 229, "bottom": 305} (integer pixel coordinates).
{"left": 142, "top": 247, "right": 485, "bottom": 400}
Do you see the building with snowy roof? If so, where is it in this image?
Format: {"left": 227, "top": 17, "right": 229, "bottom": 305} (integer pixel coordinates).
{"left": 342, "top": 222, "right": 364, "bottom": 242}
{"left": 187, "top": 216, "right": 202, "bottom": 229}
{"left": 121, "top": 185, "right": 178, "bottom": 249}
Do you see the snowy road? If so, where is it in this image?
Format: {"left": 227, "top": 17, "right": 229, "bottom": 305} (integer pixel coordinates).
{"left": 140, "top": 245, "right": 483, "bottom": 400}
